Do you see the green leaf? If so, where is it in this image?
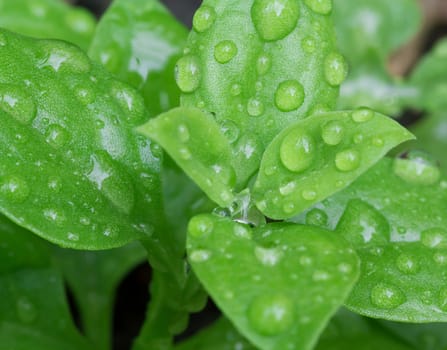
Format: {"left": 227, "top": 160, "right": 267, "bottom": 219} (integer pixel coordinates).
{"left": 138, "top": 107, "right": 236, "bottom": 207}
{"left": 174, "top": 0, "right": 342, "bottom": 188}
{"left": 89, "top": 0, "right": 188, "bottom": 117}
{"left": 187, "top": 214, "right": 359, "bottom": 350}
{"left": 292, "top": 157, "right": 447, "bottom": 322}
{"left": 0, "top": 29, "right": 164, "bottom": 249}
{"left": 315, "top": 308, "right": 413, "bottom": 350}
{"left": 54, "top": 243, "right": 147, "bottom": 350}
{"left": 0, "top": 214, "right": 93, "bottom": 350}
{"left": 253, "top": 109, "right": 414, "bottom": 219}
{"left": 0, "top": 0, "right": 96, "bottom": 50}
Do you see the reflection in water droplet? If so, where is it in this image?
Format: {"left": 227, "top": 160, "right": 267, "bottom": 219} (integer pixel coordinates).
{"left": 370, "top": 283, "right": 405, "bottom": 309}
{"left": 247, "top": 98, "right": 264, "bottom": 117}
{"left": 0, "top": 84, "right": 36, "bottom": 124}
{"left": 193, "top": 5, "right": 216, "bottom": 32}
{"left": 220, "top": 119, "right": 240, "bottom": 143}
{"left": 335, "top": 149, "right": 360, "bottom": 172}
{"left": 280, "top": 130, "right": 315, "bottom": 172}
{"left": 177, "top": 123, "right": 190, "bottom": 143}
{"left": 45, "top": 124, "right": 69, "bottom": 149}
{"left": 274, "top": 80, "right": 305, "bottom": 112}
{"left": 324, "top": 52, "right": 348, "bottom": 86}
{"left": 257, "top": 53, "right": 271, "bottom": 75}
{"left": 352, "top": 107, "right": 374, "bottom": 123}
{"left": 421, "top": 228, "right": 446, "bottom": 248}
{"left": 214, "top": 40, "right": 238, "bottom": 64}
{"left": 175, "top": 55, "right": 201, "bottom": 93}
{"left": 396, "top": 253, "right": 419, "bottom": 274}
{"left": 321, "top": 121, "right": 344, "bottom": 146}
{"left": 306, "top": 208, "right": 328, "bottom": 227}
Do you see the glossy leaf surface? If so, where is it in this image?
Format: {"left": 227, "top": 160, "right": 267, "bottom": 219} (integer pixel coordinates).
{"left": 0, "top": 29, "right": 163, "bottom": 249}
{"left": 0, "top": 214, "right": 92, "bottom": 349}
{"left": 176, "top": 0, "right": 343, "bottom": 187}
{"left": 139, "top": 107, "right": 235, "bottom": 207}
{"left": 292, "top": 157, "right": 447, "bottom": 322}
{"left": 187, "top": 214, "right": 359, "bottom": 350}
{"left": 89, "top": 0, "right": 187, "bottom": 117}
{"left": 253, "top": 109, "right": 413, "bottom": 219}
{"left": 0, "top": 0, "right": 96, "bottom": 50}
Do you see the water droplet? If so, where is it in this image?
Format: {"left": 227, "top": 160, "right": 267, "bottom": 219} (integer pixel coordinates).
{"left": 312, "top": 270, "right": 330, "bottom": 281}
{"left": 393, "top": 151, "right": 441, "bottom": 186}
{"left": 302, "top": 189, "right": 317, "bottom": 201}
{"left": 220, "top": 119, "right": 240, "bottom": 143}
{"left": 324, "top": 52, "right": 348, "bottom": 86}
{"left": 48, "top": 176, "right": 62, "bottom": 192}
{"left": 251, "top": 0, "right": 300, "bottom": 41}
{"left": 98, "top": 44, "right": 122, "bottom": 72}
{"left": 300, "top": 255, "right": 313, "bottom": 266}
{"left": 16, "top": 297, "right": 37, "bottom": 323}
{"left": 353, "top": 133, "right": 364, "bottom": 144}
{"left": 301, "top": 36, "right": 316, "bottom": 53}
{"left": 433, "top": 251, "right": 447, "bottom": 266}
{"left": 396, "top": 253, "right": 419, "bottom": 274}
{"left": 352, "top": 107, "right": 374, "bottom": 123}
{"left": 43, "top": 208, "right": 66, "bottom": 225}
{"left": 280, "top": 130, "right": 315, "bottom": 172}
{"left": 80, "top": 217, "right": 91, "bottom": 226}
{"left": 255, "top": 81, "right": 263, "bottom": 91}
{"left": 279, "top": 181, "right": 296, "bottom": 196}
{"left": 193, "top": 5, "right": 216, "bottom": 32}
{"left": 0, "top": 175, "right": 30, "bottom": 203}
{"left": 304, "top": 0, "right": 333, "bottom": 15}
{"left": 338, "top": 262, "right": 353, "bottom": 274}
{"left": 179, "top": 147, "right": 192, "bottom": 160}
{"left": 372, "top": 137, "right": 384, "bottom": 147}
{"left": 247, "top": 98, "right": 264, "bottom": 117}
{"left": 65, "top": 9, "right": 96, "bottom": 35}
{"left": 335, "top": 149, "right": 360, "bottom": 172}
{"left": 230, "top": 84, "right": 242, "bottom": 96}
{"left": 283, "top": 202, "right": 295, "bottom": 213}
{"left": 254, "top": 246, "right": 283, "bottom": 266}
{"left": 306, "top": 208, "right": 328, "bottom": 227}
{"left": 45, "top": 124, "right": 69, "bottom": 149}
{"left": 0, "top": 84, "right": 36, "bottom": 124}
{"left": 177, "top": 124, "right": 190, "bottom": 143}
{"left": 188, "top": 215, "right": 214, "bottom": 239}
{"left": 67, "top": 232, "right": 80, "bottom": 241}
{"left": 264, "top": 165, "right": 278, "bottom": 176}
{"left": 321, "top": 120, "right": 344, "bottom": 145}
{"left": 37, "top": 41, "right": 91, "bottom": 73}
{"left": 421, "top": 228, "right": 446, "bottom": 248}
{"left": 75, "top": 86, "right": 95, "bottom": 105}
{"left": 234, "top": 224, "right": 252, "bottom": 239}
{"left": 175, "top": 55, "right": 201, "bottom": 93}
{"left": 214, "top": 40, "right": 238, "bottom": 64}
{"left": 274, "top": 80, "right": 305, "bottom": 112}
{"left": 370, "top": 283, "right": 405, "bottom": 309}
{"left": 189, "top": 249, "right": 212, "bottom": 263}
{"left": 257, "top": 53, "right": 271, "bottom": 75}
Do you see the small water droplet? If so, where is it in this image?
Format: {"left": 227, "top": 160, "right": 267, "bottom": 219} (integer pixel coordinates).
{"left": 43, "top": 208, "right": 66, "bottom": 225}
{"left": 45, "top": 124, "right": 69, "bottom": 149}
{"left": 220, "top": 119, "right": 240, "bottom": 143}
{"left": 274, "top": 80, "right": 305, "bottom": 112}
{"left": 251, "top": 0, "right": 300, "bottom": 41}
{"left": 372, "top": 137, "right": 384, "bottom": 147}
{"left": 177, "top": 124, "right": 190, "bottom": 143}
{"left": 48, "top": 176, "right": 62, "bottom": 192}
{"left": 179, "top": 147, "right": 192, "bottom": 160}
{"left": 301, "top": 36, "right": 316, "bottom": 53}
{"left": 80, "top": 217, "right": 91, "bottom": 226}
{"left": 189, "top": 249, "right": 212, "bottom": 263}
{"left": 279, "top": 181, "right": 296, "bottom": 196}
{"left": 396, "top": 253, "right": 419, "bottom": 274}
{"left": 304, "top": 0, "right": 333, "bottom": 15}
{"left": 352, "top": 107, "right": 374, "bottom": 123}
{"left": 300, "top": 255, "right": 313, "bottom": 266}
{"left": 306, "top": 208, "right": 328, "bottom": 227}
{"left": 188, "top": 215, "right": 214, "bottom": 239}
{"left": 247, "top": 293, "right": 295, "bottom": 335}
{"left": 0, "top": 175, "right": 30, "bottom": 203}
{"left": 214, "top": 40, "right": 238, "bottom": 64}
{"left": 324, "top": 52, "right": 348, "bottom": 86}
{"left": 0, "top": 84, "right": 36, "bottom": 124}
{"left": 67, "top": 232, "right": 80, "bottom": 242}
{"left": 230, "top": 83, "right": 242, "bottom": 96}
{"left": 247, "top": 98, "right": 264, "bottom": 117}
{"left": 335, "top": 149, "right": 360, "bottom": 172}
{"left": 433, "top": 251, "right": 447, "bottom": 266}
{"left": 393, "top": 151, "right": 441, "bottom": 186}
{"left": 312, "top": 270, "right": 330, "bottom": 281}
{"left": 321, "top": 120, "right": 344, "bottom": 145}
{"left": 302, "top": 189, "right": 317, "bottom": 201}
{"left": 264, "top": 165, "right": 278, "bottom": 176}
{"left": 370, "top": 283, "right": 405, "bottom": 309}
{"left": 280, "top": 130, "right": 315, "bottom": 172}
{"left": 16, "top": 297, "right": 37, "bottom": 323}
{"left": 193, "top": 5, "right": 216, "bottom": 32}
{"left": 257, "top": 53, "right": 271, "bottom": 75}
{"left": 175, "top": 55, "right": 201, "bottom": 93}
{"left": 254, "top": 246, "right": 283, "bottom": 266}
{"left": 421, "top": 228, "right": 446, "bottom": 248}
{"left": 353, "top": 133, "right": 364, "bottom": 144}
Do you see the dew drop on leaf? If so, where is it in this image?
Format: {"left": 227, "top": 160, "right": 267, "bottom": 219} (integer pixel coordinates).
{"left": 352, "top": 107, "right": 374, "bottom": 123}
{"left": 188, "top": 215, "right": 214, "bottom": 239}
{"left": 193, "top": 5, "right": 216, "bottom": 33}
{"left": 189, "top": 249, "right": 212, "bottom": 263}
{"left": 65, "top": 9, "right": 96, "bottom": 35}
{"left": 251, "top": 0, "right": 300, "bottom": 41}
{"left": 0, "top": 84, "right": 36, "bottom": 124}
{"left": 220, "top": 119, "right": 240, "bottom": 143}
{"left": 370, "top": 283, "right": 406, "bottom": 309}
{"left": 175, "top": 55, "right": 201, "bottom": 93}
{"left": 177, "top": 123, "right": 190, "bottom": 143}
{"left": 45, "top": 124, "right": 69, "bottom": 149}
{"left": 306, "top": 208, "right": 328, "bottom": 227}
{"left": 247, "top": 98, "right": 264, "bottom": 117}
{"left": 324, "top": 52, "right": 348, "bottom": 86}
{"left": 247, "top": 293, "right": 295, "bottom": 335}
{"left": 396, "top": 253, "right": 419, "bottom": 274}
{"left": 214, "top": 40, "right": 238, "bottom": 64}
{"left": 321, "top": 120, "right": 344, "bottom": 145}
{"left": 254, "top": 246, "right": 283, "bottom": 266}
{"left": 280, "top": 130, "right": 315, "bottom": 172}
{"left": 335, "top": 149, "right": 360, "bottom": 172}
{"left": 393, "top": 151, "right": 441, "bottom": 186}
{"left": 274, "top": 80, "right": 305, "bottom": 112}
{"left": 420, "top": 228, "right": 446, "bottom": 248}
{"left": 0, "top": 175, "right": 30, "bottom": 203}
{"left": 304, "top": 0, "right": 333, "bottom": 15}
{"left": 257, "top": 53, "right": 272, "bottom": 75}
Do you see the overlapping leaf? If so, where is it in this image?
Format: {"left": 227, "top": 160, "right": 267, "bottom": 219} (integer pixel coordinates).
{"left": 0, "top": 29, "right": 165, "bottom": 249}
{"left": 291, "top": 157, "right": 447, "bottom": 322}
{"left": 0, "top": 0, "right": 96, "bottom": 50}
{"left": 187, "top": 214, "right": 359, "bottom": 350}
{"left": 253, "top": 109, "right": 413, "bottom": 219}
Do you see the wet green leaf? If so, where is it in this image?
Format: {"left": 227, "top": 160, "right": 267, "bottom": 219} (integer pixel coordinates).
{"left": 0, "top": 0, "right": 96, "bottom": 50}
{"left": 253, "top": 109, "right": 413, "bottom": 219}
{"left": 0, "top": 214, "right": 92, "bottom": 350}
{"left": 187, "top": 214, "right": 359, "bottom": 350}
{"left": 89, "top": 0, "right": 187, "bottom": 116}
{"left": 0, "top": 29, "right": 164, "bottom": 249}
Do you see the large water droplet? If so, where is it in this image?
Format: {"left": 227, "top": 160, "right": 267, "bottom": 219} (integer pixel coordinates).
{"left": 370, "top": 283, "right": 405, "bottom": 309}
{"left": 254, "top": 246, "right": 283, "bottom": 266}
{"left": 189, "top": 249, "right": 212, "bottom": 263}
{"left": 0, "top": 84, "right": 36, "bottom": 124}
{"left": 248, "top": 293, "right": 295, "bottom": 335}
{"left": 280, "top": 130, "right": 315, "bottom": 172}
{"left": 421, "top": 228, "right": 446, "bottom": 248}
{"left": 45, "top": 124, "right": 69, "bottom": 149}
{"left": 274, "top": 80, "right": 304, "bottom": 112}
{"left": 304, "top": 0, "right": 333, "bottom": 15}
{"left": 321, "top": 120, "right": 344, "bottom": 145}
{"left": 16, "top": 297, "right": 37, "bottom": 323}
{"left": 67, "top": 232, "right": 80, "bottom": 241}
{"left": 193, "top": 5, "right": 216, "bottom": 32}
{"left": 324, "top": 52, "right": 348, "bottom": 86}
{"left": 214, "top": 40, "right": 238, "bottom": 64}
{"left": 251, "top": 0, "right": 300, "bottom": 41}
{"left": 335, "top": 149, "right": 360, "bottom": 172}
{"left": 257, "top": 53, "right": 272, "bottom": 75}
{"left": 188, "top": 215, "right": 214, "bottom": 239}
{"left": 175, "top": 55, "right": 201, "bottom": 93}
{"left": 393, "top": 151, "right": 441, "bottom": 186}
{"left": 37, "top": 41, "right": 91, "bottom": 73}
{"left": 0, "top": 175, "right": 30, "bottom": 203}
{"left": 352, "top": 107, "right": 374, "bottom": 123}
{"left": 306, "top": 208, "right": 328, "bottom": 227}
